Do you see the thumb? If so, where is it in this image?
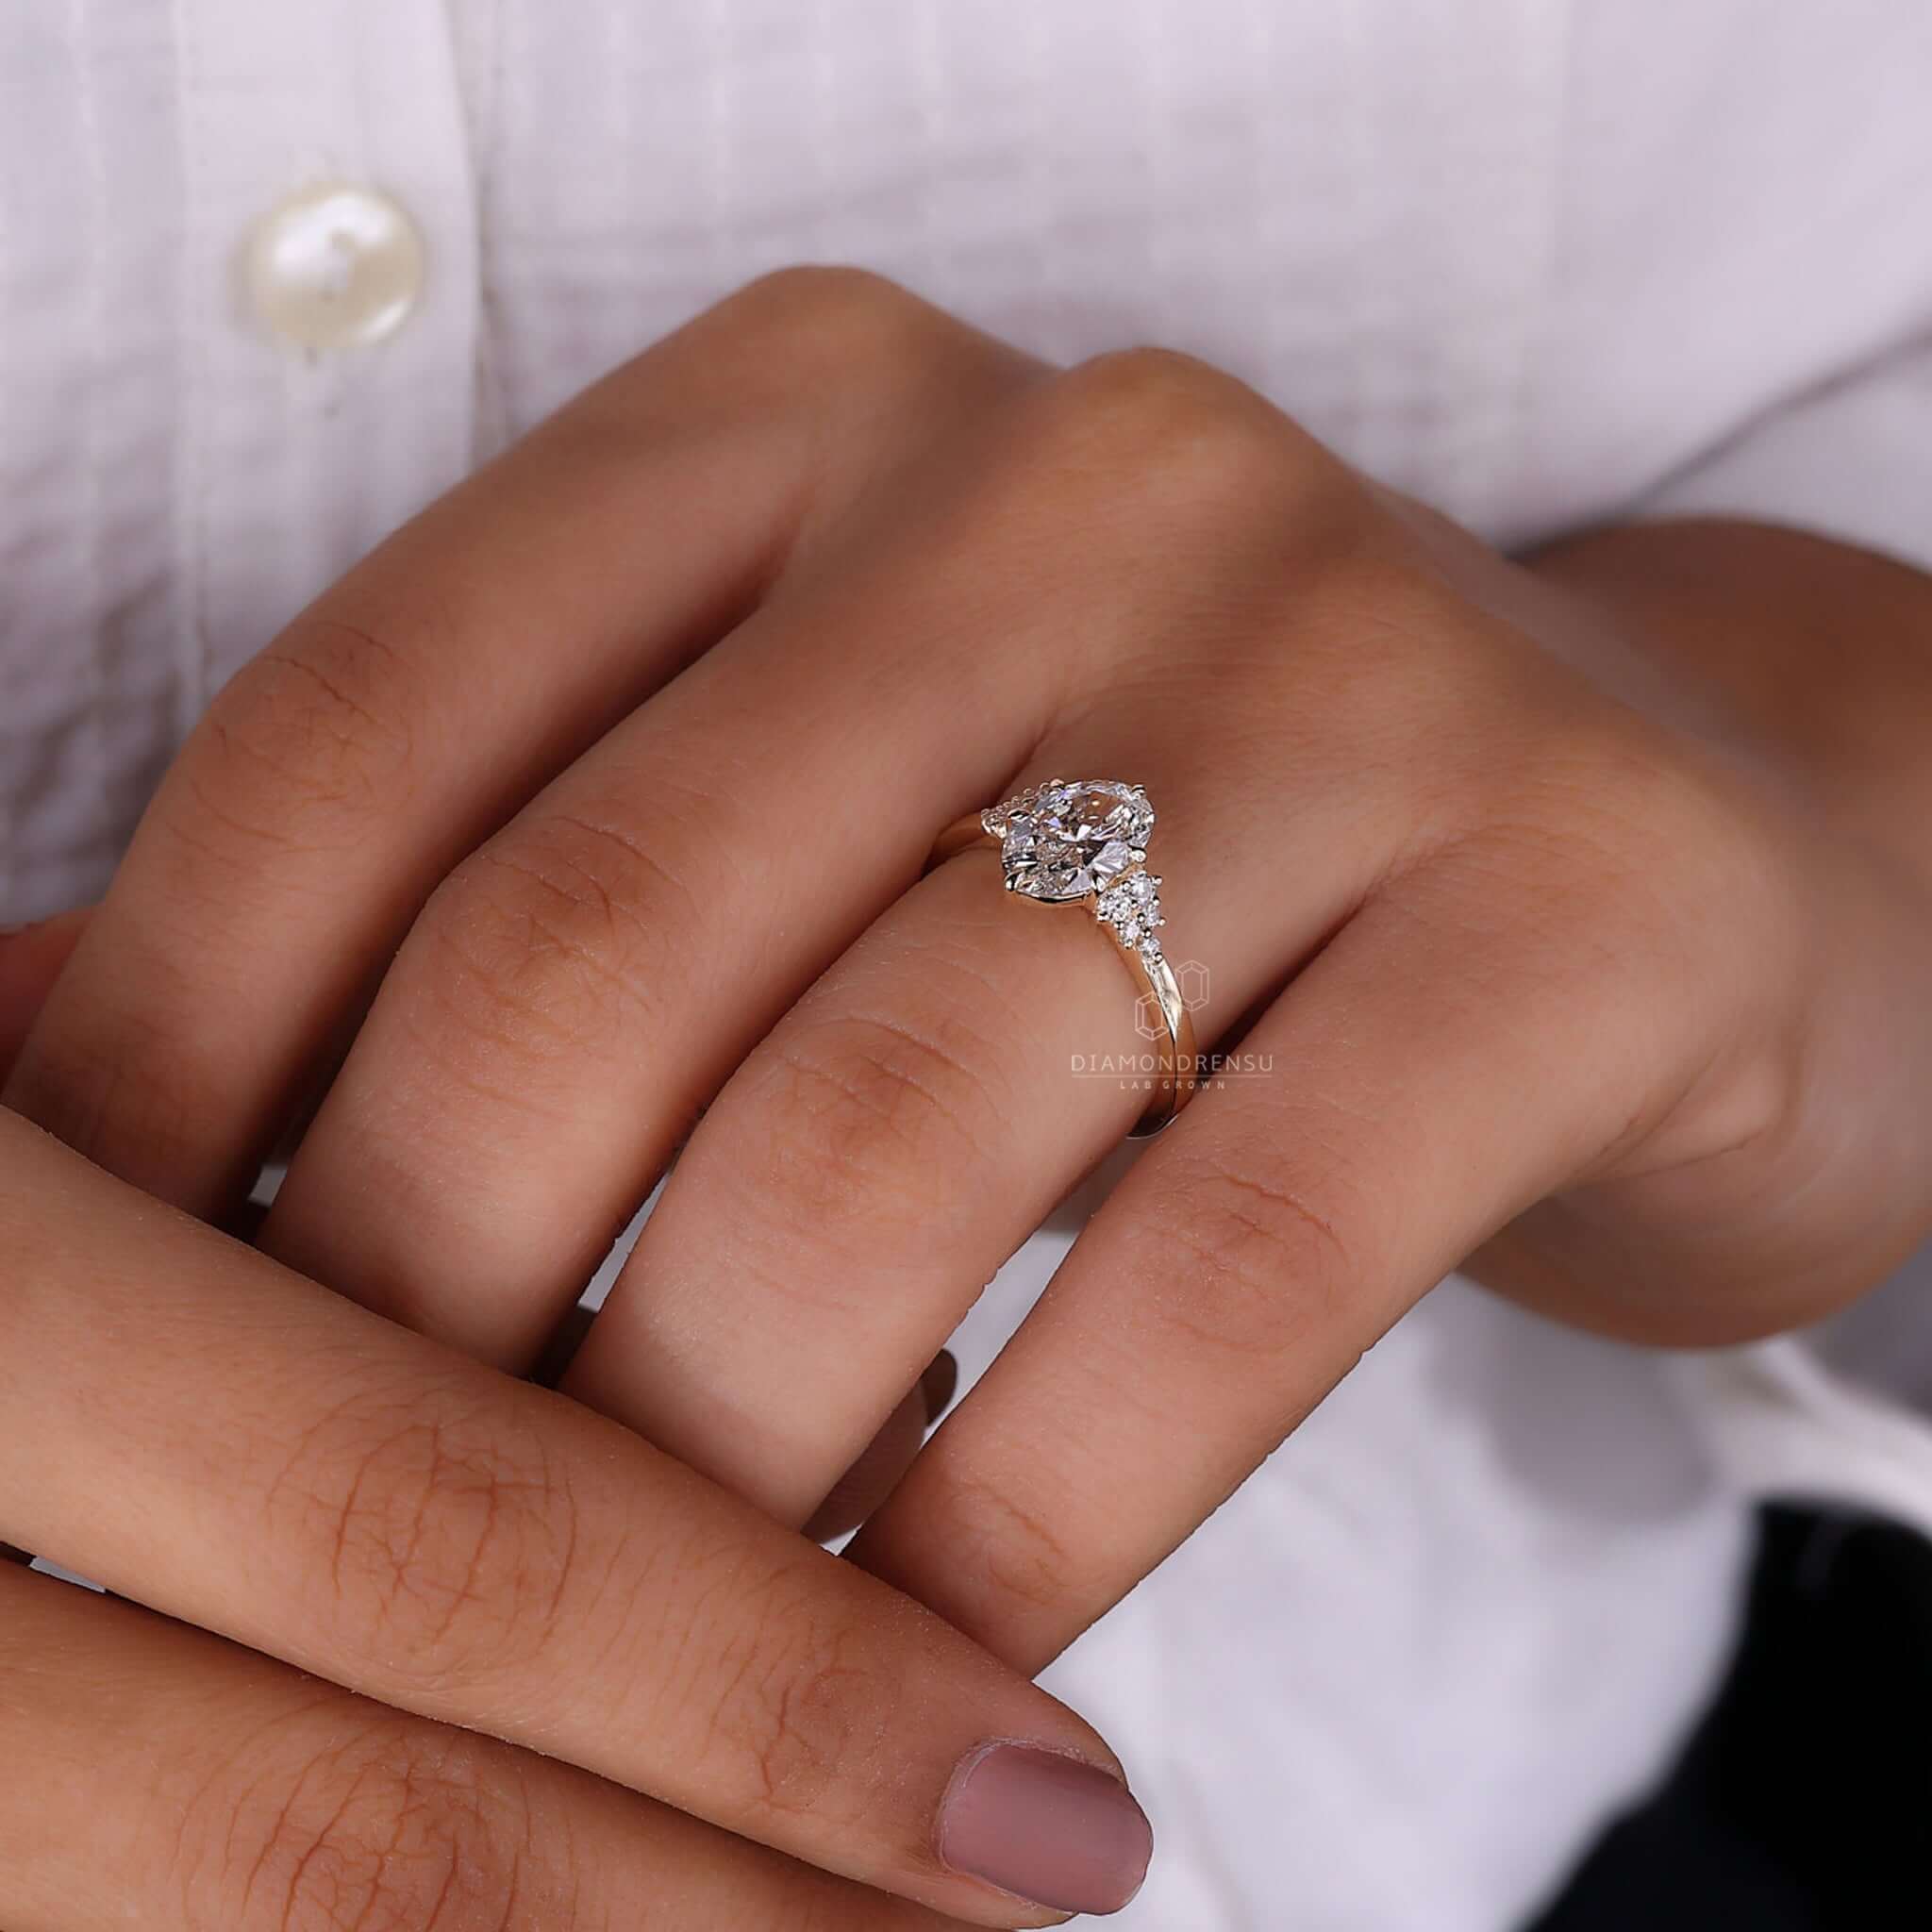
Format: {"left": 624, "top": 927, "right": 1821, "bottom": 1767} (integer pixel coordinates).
{"left": 0, "top": 907, "right": 90, "bottom": 1081}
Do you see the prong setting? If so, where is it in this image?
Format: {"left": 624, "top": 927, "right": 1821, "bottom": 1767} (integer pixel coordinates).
{"left": 983, "top": 779, "right": 1158, "bottom": 903}
{"left": 938, "top": 776, "right": 1195, "bottom": 1137}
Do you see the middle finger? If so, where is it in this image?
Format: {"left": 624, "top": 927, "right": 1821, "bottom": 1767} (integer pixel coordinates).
{"left": 255, "top": 417, "right": 1071, "bottom": 1367}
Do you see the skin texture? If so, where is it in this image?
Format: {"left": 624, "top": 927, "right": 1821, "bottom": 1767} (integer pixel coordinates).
{"left": 0, "top": 1109, "right": 1139, "bottom": 1927}
{"left": 0, "top": 1561, "right": 970, "bottom": 1932}
{"left": 6, "top": 267, "right": 1932, "bottom": 1920}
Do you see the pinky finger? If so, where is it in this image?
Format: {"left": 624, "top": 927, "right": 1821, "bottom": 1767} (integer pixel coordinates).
{"left": 852, "top": 877, "right": 1694, "bottom": 1675}
{"left": 0, "top": 1563, "right": 960, "bottom": 1932}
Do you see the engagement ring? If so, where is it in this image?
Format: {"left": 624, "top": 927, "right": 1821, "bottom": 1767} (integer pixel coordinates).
{"left": 930, "top": 779, "right": 1198, "bottom": 1134}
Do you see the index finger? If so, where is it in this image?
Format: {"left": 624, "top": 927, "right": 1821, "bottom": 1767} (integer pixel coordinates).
{"left": 0, "top": 1110, "right": 1152, "bottom": 1923}
{"left": 5, "top": 270, "right": 1020, "bottom": 1221}
{"left": 0, "top": 1562, "right": 967, "bottom": 1932}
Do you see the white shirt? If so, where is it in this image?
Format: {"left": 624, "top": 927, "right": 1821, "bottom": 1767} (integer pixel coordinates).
{"left": 5, "top": 4, "right": 1932, "bottom": 1926}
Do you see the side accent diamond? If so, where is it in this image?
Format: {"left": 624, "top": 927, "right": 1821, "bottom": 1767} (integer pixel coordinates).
{"left": 1096, "top": 871, "right": 1165, "bottom": 959}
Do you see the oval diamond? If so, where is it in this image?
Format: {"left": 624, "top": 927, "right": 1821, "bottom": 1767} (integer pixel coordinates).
{"left": 992, "top": 779, "right": 1155, "bottom": 901}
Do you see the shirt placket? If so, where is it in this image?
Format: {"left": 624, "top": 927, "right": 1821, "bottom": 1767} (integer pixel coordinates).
{"left": 171, "top": 0, "right": 480, "bottom": 723}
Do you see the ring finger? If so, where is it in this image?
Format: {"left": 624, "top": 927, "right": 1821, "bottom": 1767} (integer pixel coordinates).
{"left": 257, "top": 345, "right": 1379, "bottom": 1377}
{"left": 562, "top": 675, "right": 1411, "bottom": 1530}
{"left": 555, "top": 365, "right": 1441, "bottom": 1526}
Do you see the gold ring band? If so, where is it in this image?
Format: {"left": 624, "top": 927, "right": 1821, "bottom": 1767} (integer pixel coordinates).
{"left": 930, "top": 779, "right": 1198, "bottom": 1136}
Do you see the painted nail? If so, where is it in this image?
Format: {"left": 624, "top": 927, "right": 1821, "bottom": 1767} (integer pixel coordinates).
{"left": 939, "top": 1741, "right": 1153, "bottom": 1915}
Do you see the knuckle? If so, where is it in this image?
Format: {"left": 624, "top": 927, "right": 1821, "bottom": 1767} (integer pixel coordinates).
{"left": 1064, "top": 343, "right": 1253, "bottom": 421}
{"left": 1589, "top": 735, "right": 1771, "bottom": 891}
{"left": 641, "top": 261, "right": 1022, "bottom": 478}
{"left": 3, "top": 1005, "right": 227, "bottom": 1192}
{"left": 724, "top": 262, "right": 936, "bottom": 360}
{"left": 265, "top": 1388, "right": 582, "bottom": 1696}
{"left": 170, "top": 614, "right": 420, "bottom": 860}
{"left": 741, "top": 1008, "right": 1006, "bottom": 1246}
{"left": 1031, "top": 346, "right": 1334, "bottom": 532}
{"left": 408, "top": 809, "right": 697, "bottom": 1074}
{"left": 904, "top": 1467, "right": 1081, "bottom": 1635}
{"left": 1483, "top": 717, "right": 1784, "bottom": 950}
{"left": 693, "top": 1557, "right": 884, "bottom": 1820}
{"left": 1133, "top": 1150, "right": 1368, "bottom": 1359}
{"left": 196, "top": 1715, "right": 558, "bottom": 1932}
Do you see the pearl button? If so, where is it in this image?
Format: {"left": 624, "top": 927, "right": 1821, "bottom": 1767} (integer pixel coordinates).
{"left": 244, "top": 184, "right": 425, "bottom": 350}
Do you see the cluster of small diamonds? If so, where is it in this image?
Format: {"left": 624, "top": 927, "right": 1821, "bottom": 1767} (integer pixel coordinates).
{"left": 1095, "top": 870, "right": 1166, "bottom": 963}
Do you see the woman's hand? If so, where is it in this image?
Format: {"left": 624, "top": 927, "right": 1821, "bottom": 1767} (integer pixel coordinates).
{"left": 0, "top": 1562, "right": 974, "bottom": 1932}
{"left": 11, "top": 268, "right": 1932, "bottom": 1686}
{"left": 0, "top": 1113, "right": 1153, "bottom": 1924}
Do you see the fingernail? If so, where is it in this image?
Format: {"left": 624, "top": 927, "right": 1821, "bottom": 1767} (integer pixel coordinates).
{"left": 939, "top": 1742, "right": 1153, "bottom": 1915}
